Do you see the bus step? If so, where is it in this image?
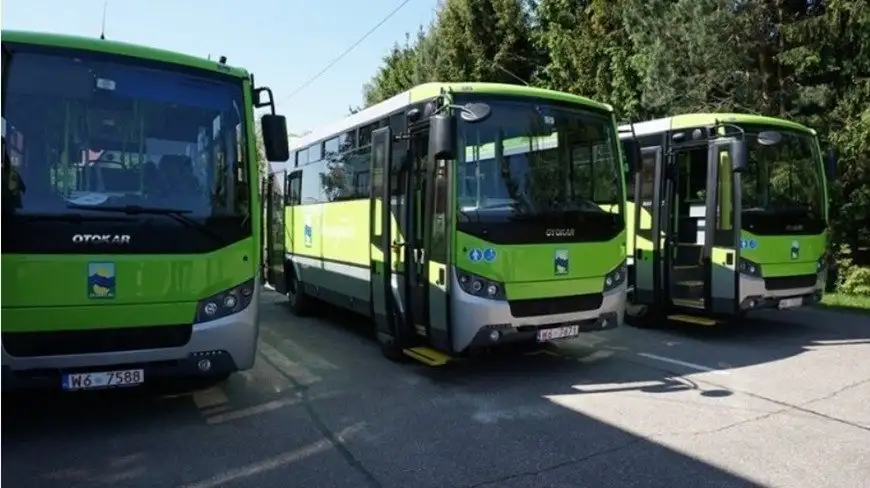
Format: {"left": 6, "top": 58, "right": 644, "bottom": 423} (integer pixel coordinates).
{"left": 403, "top": 347, "right": 452, "bottom": 366}
{"left": 667, "top": 314, "right": 718, "bottom": 326}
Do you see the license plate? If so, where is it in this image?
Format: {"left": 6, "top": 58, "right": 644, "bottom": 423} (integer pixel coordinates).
{"left": 62, "top": 369, "right": 145, "bottom": 391}
{"left": 778, "top": 297, "right": 803, "bottom": 309}
{"left": 537, "top": 325, "right": 581, "bottom": 343}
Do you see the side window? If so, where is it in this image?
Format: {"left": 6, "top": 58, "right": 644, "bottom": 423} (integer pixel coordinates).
{"left": 349, "top": 146, "right": 371, "bottom": 198}
{"left": 300, "top": 163, "right": 324, "bottom": 204}
{"left": 321, "top": 151, "right": 346, "bottom": 202}
{"left": 339, "top": 130, "right": 356, "bottom": 152}
{"left": 285, "top": 171, "right": 301, "bottom": 206}
{"left": 324, "top": 137, "right": 340, "bottom": 158}
{"left": 296, "top": 148, "right": 309, "bottom": 166}
{"left": 308, "top": 143, "right": 322, "bottom": 163}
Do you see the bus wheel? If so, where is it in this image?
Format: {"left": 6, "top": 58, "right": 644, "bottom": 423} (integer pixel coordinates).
{"left": 287, "top": 271, "right": 314, "bottom": 317}
{"left": 625, "top": 303, "right": 659, "bottom": 329}
{"left": 376, "top": 332, "right": 410, "bottom": 363}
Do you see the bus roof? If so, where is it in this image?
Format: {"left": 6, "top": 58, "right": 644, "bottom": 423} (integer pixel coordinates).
{"left": 288, "top": 82, "right": 614, "bottom": 153}
{"left": 618, "top": 113, "right": 816, "bottom": 138}
{"left": 1, "top": 29, "right": 250, "bottom": 79}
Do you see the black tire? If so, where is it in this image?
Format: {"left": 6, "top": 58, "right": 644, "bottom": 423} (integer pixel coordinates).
{"left": 287, "top": 268, "right": 314, "bottom": 316}
{"left": 625, "top": 302, "right": 661, "bottom": 329}
{"left": 377, "top": 333, "right": 410, "bottom": 363}
{"left": 625, "top": 289, "right": 661, "bottom": 329}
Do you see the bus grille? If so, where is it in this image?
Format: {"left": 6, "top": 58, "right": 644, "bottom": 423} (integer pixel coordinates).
{"left": 764, "top": 274, "right": 817, "bottom": 291}
{"left": 509, "top": 293, "right": 604, "bottom": 318}
{"left": 2, "top": 325, "right": 192, "bottom": 357}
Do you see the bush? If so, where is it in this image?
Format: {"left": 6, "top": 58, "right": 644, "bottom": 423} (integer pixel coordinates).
{"left": 835, "top": 244, "right": 870, "bottom": 297}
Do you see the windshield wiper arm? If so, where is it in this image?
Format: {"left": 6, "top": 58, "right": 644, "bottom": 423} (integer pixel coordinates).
{"left": 66, "top": 204, "right": 226, "bottom": 244}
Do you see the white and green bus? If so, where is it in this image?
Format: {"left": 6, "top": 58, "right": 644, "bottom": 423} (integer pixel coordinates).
{"left": 264, "top": 82, "right": 628, "bottom": 364}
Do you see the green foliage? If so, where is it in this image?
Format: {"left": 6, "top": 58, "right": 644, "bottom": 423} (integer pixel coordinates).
{"left": 834, "top": 244, "right": 870, "bottom": 297}
{"left": 358, "top": 0, "right": 870, "bottom": 292}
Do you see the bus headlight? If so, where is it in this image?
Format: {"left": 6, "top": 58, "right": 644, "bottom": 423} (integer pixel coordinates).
{"left": 603, "top": 260, "right": 628, "bottom": 292}
{"left": 738, "top": 258, "right": 762, "bottom": 278}
{"left": 195, "top": 278, "right": 256, "bottom": 324}
{"left": 456, "top": 270, "right": 506, "bottom": 301}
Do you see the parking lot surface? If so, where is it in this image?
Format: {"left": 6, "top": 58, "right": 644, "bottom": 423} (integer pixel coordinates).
{"left": 3, "top": 290, "right": 869, "bottom": 488}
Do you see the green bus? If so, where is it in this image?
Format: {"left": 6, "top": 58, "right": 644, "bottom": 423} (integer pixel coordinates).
{"left": 263, "top": 83, "right": 627, "bottom": 365}
{"left": 618, "top": 113, "right": 833, "bottom": 326}
{"left": 1, "top": 30, "right": 289, "bottom": 391}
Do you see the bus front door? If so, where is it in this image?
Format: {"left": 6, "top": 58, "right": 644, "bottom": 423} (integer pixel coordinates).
{"left": 265, "top": 171, "right": 287, "bottom": 294}
{"left": 632, "top": 146, "right": 664, "bottom": 311}
{"left": 706, "top": 138, "right": 739, "bottom": 315}
{"left": 369, "top": 127, "right": 404, "bottom": 352}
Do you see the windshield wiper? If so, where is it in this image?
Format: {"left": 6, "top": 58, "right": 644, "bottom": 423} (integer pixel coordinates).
{"left": 66, "top": 204, "right": 226, "bottom": 244}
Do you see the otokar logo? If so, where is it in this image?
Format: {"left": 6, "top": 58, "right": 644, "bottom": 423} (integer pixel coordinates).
{"left": 546, "top": 228, "right": 575, "bottom": 237}
{"left": 72, "top": 234, "right": 131, "bottom": 244}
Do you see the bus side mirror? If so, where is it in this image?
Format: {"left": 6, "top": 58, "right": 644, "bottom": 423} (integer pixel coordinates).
{"left": 730, "top": 139, "right": 748, "bottom": 173}
{"left": 428, "top": 112, "right": 456, "bottom": 164}
{"left": 261, "top": 114, "right": 290, "bottom": 162}
{"left": 826, "top": 148, "right": 837, "bottom": 180}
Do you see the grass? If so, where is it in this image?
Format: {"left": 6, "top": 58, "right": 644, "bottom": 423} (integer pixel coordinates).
{"left": 816, "top": 293, "right": 870, "bottom": 316}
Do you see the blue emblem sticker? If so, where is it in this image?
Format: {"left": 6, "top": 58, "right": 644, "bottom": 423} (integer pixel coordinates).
{"left": 740, "top": 239, "right": 758, "bottom": 249}
{"left": 483, "top": 248, "right": 497, "bottom": 262}
{"left": 303, "top": 214, "right": 313, "bottom": 247}
{"left": 88, "top": 262, "right": 116, "bottom": 299}
{"left": 790, "top": 240, "right": 800, "bottom": 260}
{"left": 554, "top": 249, "right": 569, "bottom": 276}
{"left": 468, "top": 248, "right": 483, "bottom": 262}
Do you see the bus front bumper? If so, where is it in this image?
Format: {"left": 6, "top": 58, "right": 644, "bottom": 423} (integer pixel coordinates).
{"left": 1, "top": 287, "right": 260, "bottom": 391}
{"left": 451, "top": 280, "right": 626, "bottom": 353}
{"left": 738, "top": 271, "right": 826, "bottom": 312}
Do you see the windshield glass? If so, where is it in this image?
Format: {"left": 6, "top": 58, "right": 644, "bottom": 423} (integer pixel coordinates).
{"left": 456, "top": 97, "right": 623, "bottom": 222}
{"left": 2, "top": 46, "right": 249, "bottom": 219}
{"left": 740, "top": 127, "right": 824, "bottom": 217}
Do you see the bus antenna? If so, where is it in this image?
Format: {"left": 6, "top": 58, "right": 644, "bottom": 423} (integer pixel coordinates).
{"left": 100, "top": 0, "right": 108, "bottom": 40}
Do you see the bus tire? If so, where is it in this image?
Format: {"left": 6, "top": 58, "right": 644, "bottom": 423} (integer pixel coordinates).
{"left": 287, "top": 269, "right": 314, "bottom": 317}
{"left": 377, "top": 333, "right": 409, "bottom": 363}
{"left": 625, "top": 304, "right": 660, "bottom": 329}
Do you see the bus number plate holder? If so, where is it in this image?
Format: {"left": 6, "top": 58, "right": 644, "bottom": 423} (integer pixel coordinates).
{"left": 778, "top": 297, "right": 803, "bottom": 309}
{"left": 537, "top": 325, "right": 581, "bottom": 343}
{"left": 62, "top": 369, "right": 145, "bottom": 391}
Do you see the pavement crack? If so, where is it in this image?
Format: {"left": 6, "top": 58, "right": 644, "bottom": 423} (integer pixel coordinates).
{"left": 621, "top": 352, "right": 870, "bottom": 433}
{"left": 259, "top": 352, "right": 384, "bottom": 488}
{"left": 799, "top": 377, "right": 870, "bottom": 407}
{"left": 459, "top": 438, "right": 645, "bottom": 488}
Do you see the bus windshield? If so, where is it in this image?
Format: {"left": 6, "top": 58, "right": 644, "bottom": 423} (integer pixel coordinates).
{"left": 456, "top": 97, "right": 622, "bottom": 222}
{"left": 741, "top": 127, "right": 825, "bottom": 219}
{"left": 1, "top": 46, "right": 249, "bottom": 219}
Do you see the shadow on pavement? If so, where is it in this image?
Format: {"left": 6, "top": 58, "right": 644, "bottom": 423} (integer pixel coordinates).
{"left": 4, "top": 290, "right": 855, "bottom": 488}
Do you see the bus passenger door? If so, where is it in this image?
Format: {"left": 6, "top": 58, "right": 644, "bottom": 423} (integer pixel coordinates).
{"left": 407, "top": 138, "right": 432, "bottom": 345}
{"left": 266, "top": 171, "right": 288, "bottom": 294}
{"left": 261, "top": 175, "right": 270, "bottom": 284}
{"left": 369, "top": 127, "right": 406, "bottom": 346}
{"left": 706, "top": 139, "right": 738, "bottom": 314}
{"left": 632, "top": 146, "right": 664, "bottom": 308}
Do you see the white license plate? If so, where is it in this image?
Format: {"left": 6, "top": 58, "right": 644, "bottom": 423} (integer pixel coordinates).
{"left": 778, "top": 297, "right": 803, "bottom": 309}
{"left": 537, "top": 325, "right": 581, "bottom": 343}
{"left": 62, "top": 369, "right": 145, "bottom": 391}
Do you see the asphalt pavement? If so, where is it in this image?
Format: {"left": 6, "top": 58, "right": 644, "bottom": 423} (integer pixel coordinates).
{"left": 3, "top": 290, "right": 869, "bottom": 488}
